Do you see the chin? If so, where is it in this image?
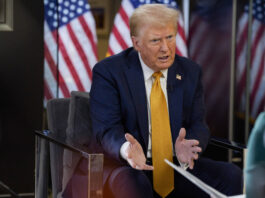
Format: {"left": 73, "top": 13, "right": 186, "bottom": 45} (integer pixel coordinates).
{"left": 159, "top": 63, "right": 173, "bottom": 70}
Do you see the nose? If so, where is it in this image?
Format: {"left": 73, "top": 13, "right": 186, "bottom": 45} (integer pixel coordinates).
{"left": 160, "top": 39, "right": 169, "bottom": 52}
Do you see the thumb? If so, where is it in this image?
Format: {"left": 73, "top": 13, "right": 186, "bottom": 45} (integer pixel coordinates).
{"left": 125, "top": 133, "right": 136, "bottom": 145}
{"left": 177, "top": 128, "right": 186, "bottom": 142}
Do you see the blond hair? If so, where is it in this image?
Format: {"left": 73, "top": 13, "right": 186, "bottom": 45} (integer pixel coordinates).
{"left": 129, "top": 4, "right": 179, "bottom": 37}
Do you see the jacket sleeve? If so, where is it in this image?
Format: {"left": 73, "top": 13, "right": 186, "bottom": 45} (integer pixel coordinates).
{"left": 89, "top": 61, "right": 126, "bottom": 164}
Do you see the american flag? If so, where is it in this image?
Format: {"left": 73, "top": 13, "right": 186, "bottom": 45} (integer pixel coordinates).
{"left": 106, "top": 0, "right": 187, "bottom": 57}
{"left": 44, "top": 0, "right": 98, "bottom": 103}
{"left": 188, "top": 1, "right": 233, "bottom": 137}
{"left": 236, "top": 0, "right": 265, "bottom": 119}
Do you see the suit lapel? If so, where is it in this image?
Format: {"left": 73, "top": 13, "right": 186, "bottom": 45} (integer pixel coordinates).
{"left": 167, "top": 60, "right": 184, "bottom": 143}
{"left": 123, "top": 50, "right": 149, "bottom": 150}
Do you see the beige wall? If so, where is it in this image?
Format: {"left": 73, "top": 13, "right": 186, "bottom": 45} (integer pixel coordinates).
{"left": 90, "top": 0, "right": 121, "bottom": 61}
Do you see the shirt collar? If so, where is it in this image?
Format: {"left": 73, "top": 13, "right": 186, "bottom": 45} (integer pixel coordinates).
{"left": 138, "top": 52, "right": 168, "bottom": 81}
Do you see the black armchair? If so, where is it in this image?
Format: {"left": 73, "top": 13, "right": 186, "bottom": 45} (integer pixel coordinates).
{"left": 35, "top": 91, "right": 103, "bottom": 198}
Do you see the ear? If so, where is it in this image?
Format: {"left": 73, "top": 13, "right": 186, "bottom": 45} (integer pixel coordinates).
{"left": 131, "top": 36, "right": 141, "bottom": 52}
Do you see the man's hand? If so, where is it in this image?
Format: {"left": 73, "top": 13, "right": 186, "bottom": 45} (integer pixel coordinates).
{"left": 175, "top": 128, "right": 202, "bottom": 169}
{"left": 125, "top": 133, "right": 154, "bottom": 170}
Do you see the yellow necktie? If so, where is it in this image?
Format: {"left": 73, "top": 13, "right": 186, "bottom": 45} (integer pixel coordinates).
{"left": 151, "top": 72, "right": 174, "bottom": 198}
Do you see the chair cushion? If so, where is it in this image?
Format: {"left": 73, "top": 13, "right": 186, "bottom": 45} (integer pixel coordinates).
{"left": 66, "top": 91, "right": 92, "bottom": 149}
{"left": 47, "top": 98, "right": 70, "bottom": 137}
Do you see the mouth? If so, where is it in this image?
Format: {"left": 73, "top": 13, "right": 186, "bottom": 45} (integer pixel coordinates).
{"left": 158, "top": 55, "right": 170, "bottom": 62}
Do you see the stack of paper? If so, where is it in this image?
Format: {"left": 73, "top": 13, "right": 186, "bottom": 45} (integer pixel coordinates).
{"left": 164, "top": 159, "right": 245, "bottom": 198}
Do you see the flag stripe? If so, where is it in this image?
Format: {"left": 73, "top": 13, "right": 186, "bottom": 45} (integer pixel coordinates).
{"left": 237, "top": 22, "right": 265, "bottom": 104}
{"left": 44, "top": 42, "right": 70, "bottom": 97}
{"left": 67, "top": 23, "right": 93, "bottom": 81}
{"left": 57, "top": 34, "right": 85, "bottom": 91}
{"left": 79, "top": 15, "right": 98, "bottom": 60}
{"left": 120, "top": 6, "right": 130, "bottom": 28}
{"left": 113, "top": 25, "right": 129, "bottom": 49}
{"left": 250, "top": 50, "right": 265, "bottom": 109}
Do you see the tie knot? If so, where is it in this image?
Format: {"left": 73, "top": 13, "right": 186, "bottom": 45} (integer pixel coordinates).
{"left": 152, "top": 71, "right": 163, "bottom": 79}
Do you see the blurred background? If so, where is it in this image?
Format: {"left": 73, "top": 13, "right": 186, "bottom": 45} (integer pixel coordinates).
{"left": 0, "top": 0, "right": 264, "bottom": 197}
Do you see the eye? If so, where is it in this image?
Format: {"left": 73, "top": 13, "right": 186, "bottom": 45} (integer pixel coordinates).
{"left": 150, "top": 38, "right": 160, "bottom": 44}
{"left": 166, "top": 35, "right": 174, "bottom": 40}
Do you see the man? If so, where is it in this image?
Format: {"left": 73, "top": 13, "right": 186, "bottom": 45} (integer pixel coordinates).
{"left": 90, "top": 4, "right": 242, "bottom": 198}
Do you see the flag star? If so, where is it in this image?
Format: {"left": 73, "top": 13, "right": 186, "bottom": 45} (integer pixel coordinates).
{"left": 78, "top": 0, "right": 84, "bottom": 6}
{"left": 63, "top": 9, "right": 69, "bottom": 15}
{"left": 62, "top": 16, "right": 68, "bottom": 23}
{"left": 71, "top": 0, "right": 77, "bottom": 2}
{"left": 49, "top": 2, "right": 55, "bottom": 9}
{"left": 44, "top": 0, "right": 48, "bottom": 5}
{"left": 53, "top": 21, "right": 58, "bottom": 27}
{"left": 69, "top": 12, "right": 74, "bottom": 18}
{"left": 58, "top": 6, "right": 62, "bottom": 12}
{"left": 70, "top": 5, "right": 76, "bottom": 10}
{"left": 77, "top": 8, "right": 83, "bottom": 14}
{"left": 171, "top": 2, "right": 177, "bottom": 7}
{"left": 48, "top": 10, "right": 53, "bottom": 16}
{"left": 54, "top": 13, "right": 58, "bottom": 20}
{"left": 64, "top": 1, "right": 70, "bottom": 7}
{"left": 58, "top": 0, "right": 63, "bottom": 4}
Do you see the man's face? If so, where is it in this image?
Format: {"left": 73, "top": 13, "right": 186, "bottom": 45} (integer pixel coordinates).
{"left": 132, "top": 23, "right": 176, "bottom": 72}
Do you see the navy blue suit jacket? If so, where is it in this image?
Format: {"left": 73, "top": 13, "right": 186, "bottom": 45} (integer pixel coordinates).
{"left": 90, "top": 47, "right": 210, "bottom": 184}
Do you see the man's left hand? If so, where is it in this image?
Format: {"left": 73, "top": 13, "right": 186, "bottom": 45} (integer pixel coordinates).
{"left": 175, "top": 128, "right": 202, "bottom": 169}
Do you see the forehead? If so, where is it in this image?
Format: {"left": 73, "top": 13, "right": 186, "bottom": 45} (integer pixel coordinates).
{"left": 139, "top": 23, "right": 176, "bottom": 38}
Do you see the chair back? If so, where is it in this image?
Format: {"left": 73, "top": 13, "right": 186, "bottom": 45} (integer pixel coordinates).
{"left": 46, "top": 97, "right": 70, "bottom": 198}
{"left": 36, "top": 91, "right": 103, "bottom": 198}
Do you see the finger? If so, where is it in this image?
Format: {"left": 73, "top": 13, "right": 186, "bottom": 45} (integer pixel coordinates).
{"left": 142, "top": 164, "right": 154, "bottom": 170}
{"left": 187, "top": 139, "right": 199, "bottom": 146}
{"left": 192, "top": 146, "right": 202, "bottom": 153}
{"left": 177, "top": 128, "right": 186, "bottom": 142}
{"left": 136, "top": 163, "right": 154, "bottom": 170}
{"left": 189, "top": 159, "right": 194, "bottom": 169}
{"left": 125, "top": 133, "right": 136, "bottom": 144}
{"left": 193, "top": 153, "right": 199, "bottom": 160}
{"left": 127, "top": 158, "right": 137, "bottom": 169}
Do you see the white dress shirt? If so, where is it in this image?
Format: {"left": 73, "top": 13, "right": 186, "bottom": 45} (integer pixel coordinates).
{"left": 120, "top": 53, "right": 188, "bottom": 169}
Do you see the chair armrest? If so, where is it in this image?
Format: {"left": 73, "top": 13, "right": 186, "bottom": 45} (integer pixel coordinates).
{"left": 35, "top": 130, "right": 104, "bottom": 198}
{"left": 209, "top": 137, "right": 246, "bottom": 153}
{"left": 35, "top": 130, "right": 95, "bottom": 158}
{"left": 0, "top": 181, "right": 20, "bottom": 198}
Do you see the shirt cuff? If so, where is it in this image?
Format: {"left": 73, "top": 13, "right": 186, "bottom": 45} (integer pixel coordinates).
{"left": 177, "top": 157, "right": 189, "bottom": 170}
{"left": 120, "top": 141, "right": 130, "bottom": 160}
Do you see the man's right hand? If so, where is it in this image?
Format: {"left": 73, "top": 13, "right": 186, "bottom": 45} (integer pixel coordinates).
{"left": 124, "top": 133, "right": 154, "bottom": 170}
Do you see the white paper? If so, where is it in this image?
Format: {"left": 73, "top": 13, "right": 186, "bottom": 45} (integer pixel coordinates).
{"left": 164, "top": 159, "right": 245, "bottom": 198}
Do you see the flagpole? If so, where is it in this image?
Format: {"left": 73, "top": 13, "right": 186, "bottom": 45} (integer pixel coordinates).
{"left": 55, "top": 0, "right": 59, "bottom": 98}
{"left": 245, "top": 0, "right": 253, "bottom": 144}
{"left": 182, "top": 0, "right": 190, "bottom": 39}
{"left": 228, "top": 0, "right": 237, "bottom": 163}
